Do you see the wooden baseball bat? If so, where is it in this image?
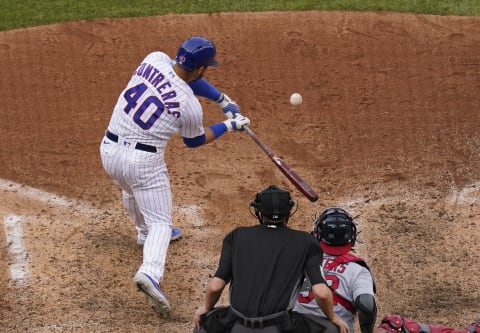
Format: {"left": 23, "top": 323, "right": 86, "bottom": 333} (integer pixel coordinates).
{"left": 243, "top": 126, "right": 319, "bottom": 202}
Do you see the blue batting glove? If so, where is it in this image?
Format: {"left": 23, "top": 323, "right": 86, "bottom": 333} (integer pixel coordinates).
{"left": 217, "top": 93, "right": 240, "bottom": 119}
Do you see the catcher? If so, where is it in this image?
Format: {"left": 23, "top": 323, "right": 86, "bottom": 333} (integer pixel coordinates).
{"left": 293, "top": 207, "right": 377, "bottom": 333}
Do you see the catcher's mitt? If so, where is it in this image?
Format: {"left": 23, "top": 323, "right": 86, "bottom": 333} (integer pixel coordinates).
{"left": 380, "top": 315, "right": 422, "bottom": 333}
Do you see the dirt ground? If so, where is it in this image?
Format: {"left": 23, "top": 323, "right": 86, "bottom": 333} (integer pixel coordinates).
{"left": 1, "top": 10, "right": 479, "bottom": 333}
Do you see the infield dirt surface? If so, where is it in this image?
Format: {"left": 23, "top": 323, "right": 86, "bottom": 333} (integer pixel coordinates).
{"left": 1, "top": 10, "right": 479, "bottom": 332}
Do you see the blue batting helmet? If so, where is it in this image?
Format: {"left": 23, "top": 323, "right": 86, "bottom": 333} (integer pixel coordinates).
{"left": 175, "top": 36, "right": 218, "bottom": 71}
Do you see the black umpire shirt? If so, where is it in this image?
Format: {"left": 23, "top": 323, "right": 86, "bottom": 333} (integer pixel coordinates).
{"left": 214, "top": 223, "right": 326, "bottom": 317}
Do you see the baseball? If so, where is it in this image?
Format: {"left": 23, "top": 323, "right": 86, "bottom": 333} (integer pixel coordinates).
{"left": 290, "top": 93, "right": 303, "bottom": 106}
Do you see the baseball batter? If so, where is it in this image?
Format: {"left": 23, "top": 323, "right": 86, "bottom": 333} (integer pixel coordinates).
{"left": 294, "top": 207, "right": 377, "bottom": 333}
{"left": 100, "top": 36, "right": 250, "bottom": 315}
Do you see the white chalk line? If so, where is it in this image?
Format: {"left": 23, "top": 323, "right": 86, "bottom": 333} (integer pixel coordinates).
{"left": 4, "top": 214, "right": 30, "bottom": 286}
{"left": 0, "top": 178, "right": 205, "bottom": 287}
{"left": 336, "top": 180, "right": 480, "bottom": 211}
{"left": 0, "top": 178, "right": 97, "bottom": 213}
{"left": 447, "top": 180, "right": 480, "bottom": 205}
{"left": 0, "top": 179, "right": 94, "bottom": 288}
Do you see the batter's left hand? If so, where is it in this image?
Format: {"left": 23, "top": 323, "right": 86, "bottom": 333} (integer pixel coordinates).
{"left": 217, "top": 93, "right": 240, "bottom": 119}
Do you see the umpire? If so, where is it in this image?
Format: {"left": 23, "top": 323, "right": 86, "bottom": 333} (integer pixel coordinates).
{"left": 194, "top": 185, "right": 349, "bottom": 333}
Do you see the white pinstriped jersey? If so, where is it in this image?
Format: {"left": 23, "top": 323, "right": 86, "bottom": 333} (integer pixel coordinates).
{"left": 107, "top": 51, "right": 205, "bottom": 153}
{"left": 293, "top": 254, "right": 375, "bottom": 333}
{"left": 100, "top": 51, "right": 208, "bottom": 284}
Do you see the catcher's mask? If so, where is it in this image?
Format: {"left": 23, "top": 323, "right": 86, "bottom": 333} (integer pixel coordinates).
{"left": 313, "top": 207, "right": 357, "bottom": 255}
{"left": 250, "top": 185, "right": 295, "bottom": 225}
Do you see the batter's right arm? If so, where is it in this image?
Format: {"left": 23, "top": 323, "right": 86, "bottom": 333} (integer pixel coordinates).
{"left": 188, "top": 78, "right": 240, "bottom": 118}
{"left": 183, "top": 116, "right": 251, "bottom": 148}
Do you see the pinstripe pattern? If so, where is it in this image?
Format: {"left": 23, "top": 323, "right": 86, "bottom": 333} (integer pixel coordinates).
{"left": 107, "top": 52, "right": 205, "bottom": 148}
{"left": 100, "top": 51, "right": 204, "bottom": 284}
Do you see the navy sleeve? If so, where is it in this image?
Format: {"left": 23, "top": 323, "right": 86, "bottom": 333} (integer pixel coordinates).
{"left": 183, "top": 134, "right": 206, "bottom": 148}
{"left": 188, "top": 78, "right": 222, "bottom": 101}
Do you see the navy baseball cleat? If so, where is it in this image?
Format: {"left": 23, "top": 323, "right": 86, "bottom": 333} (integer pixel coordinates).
{"left": 133, "top": 272, "right": 171, "bottom": 315}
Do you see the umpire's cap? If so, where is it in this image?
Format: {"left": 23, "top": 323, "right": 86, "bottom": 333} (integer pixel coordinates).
{"left": 251, "top": 185, "right": 295, "bottom": 224}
